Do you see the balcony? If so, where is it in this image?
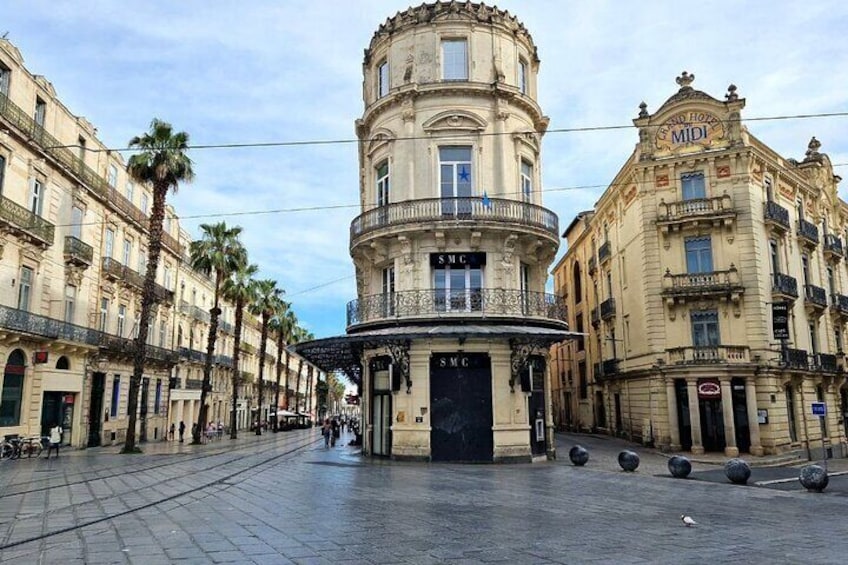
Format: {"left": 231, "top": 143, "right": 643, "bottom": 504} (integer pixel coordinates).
{"left": 593, "top": 358, "right": 620, "bottom": 381}
{"left": 219, "top": 320, "right": 234, "bottom": 334}
{"left": 101, "top": 257, "right": 174, "bottom": 304}
{"left": 797, "top": 219, "right": 819, "bottom": 248}
{"left": 63, "top": 235, "right": 93, "bottom": 267}
{"left": 824, "top": 234, "right": 844, "bottom": 261}
{"left": 179, "top": 300, "right": 190, "bottom": 314}
{"left": 590, "top": 306, "right": 600, "bottom": 327}
{"left": 772, "top": 273, "right": 799, "bottom": 301}
{"left": 185, "top": 378, "right": 204, "bottom": 390}
{"left": 0, "top": 304, "right": 177, "bottom": 363}
{"left": 832, "top": 293, "right": 848, "bottom": 318}
{"left": 600, "top": 298, "right": 616, "bottom": 321}
{"left": 783, "top": 348, "right": 809, "bottom": 370}
{"left": 813, "top": 353, "right": 839, "bottom": 373}
{"left": 666, "top": 345, "right": 750, "bottom": 365}
{"left": 0, "top": 194, "right": 55, "bottom": 247}
{"left": 0, "top": 91, "right": 184, "bottom": 257}
{"left": 804, "top": 284, "right": 827, "bottom": 313}
{"left": 598, "top": 241, "right": 611, "bottom": 264}
{"left": 190, "top": 305, "right": 210, "bottom": 324}
{"left": 763, "top": 200, "right": 790, "bottom": 233}
{"left": 178, "top": 347, "right": 205, "bottom": 363}
{"left": 241, "top": 342, "right": 256, "bottom": 355}
{"left": 346, "top": 288, "right": 568, "bottom": 331}
{"left": 656, "top": 194, "right": 735, "bottom": 233}
{"left": 215, "top": 354, "right": 233, "bottom": 366}
{"left": 349, "top": 196, "right": 559, "bottom": 249}
{"left": 662, "top": 267, "right": 743, "bottom": 307}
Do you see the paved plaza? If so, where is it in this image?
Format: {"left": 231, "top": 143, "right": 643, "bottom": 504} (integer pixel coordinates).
{"left": 1, "top": 429, "right": 846, "bottom": 564}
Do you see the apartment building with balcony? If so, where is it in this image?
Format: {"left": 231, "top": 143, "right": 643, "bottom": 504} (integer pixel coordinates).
{"left": 295, "top": 2, "right": 572, "bottom": 462}
{"left": 0, "top": 38, "right": 317, "bottom": 448}
{"left": 552, "top": 72, "right": 848, "bottom": 459}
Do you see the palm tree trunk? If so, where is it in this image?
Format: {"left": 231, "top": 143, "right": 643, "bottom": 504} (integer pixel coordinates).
{"left": 230, "top": 297, "right": 244, "bottom": 439}
{"left": 124, "top": 182, "right": 168, "bottom": 454}
{"left": 274, "top": 331, "right": 283, "bottom": 432}
{"left": 306, "top": 365, "right": 314, "bottom": 423}
{"left": 294, "top": 359, "right": 303, "bottom": 415}
{"left": 256, "top": 312, "right": 269, "bottom": 435}
{"left": 195, "top": 272, "right": 222, "bottom": 444}
{"left": 283, "top": 349, "right": 291, "bottom": 409}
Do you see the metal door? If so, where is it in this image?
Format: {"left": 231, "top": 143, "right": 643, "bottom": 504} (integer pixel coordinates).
{"left": 371, "top": 393, "right": 391, "bottom": 457}
{"left": 88, "top": 373, "right": 105, "bottom": 447}
{"left": 430, "top": 352, "right": 493, "bottom": 462}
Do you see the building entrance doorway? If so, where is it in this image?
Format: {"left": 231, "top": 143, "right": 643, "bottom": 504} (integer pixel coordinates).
{"left": 372, "top": 394, "right": 392, "bottom": 456}
{"left": 430, "top": 352, "right": 492, "bottom": 462}
{"left": 523, "top": 356, "right": 546, "bottom": 456}
{"left": 731, "top": 378, "right": 751, "bottom": 453}
{"left": 674, "top": 379, "right": 692, "bottom": 451}
{"left": 699, "top": 398, "right": 725, "bottom": 452}
{"left": 88, "top": 373, "right": 105, "bottom": 447}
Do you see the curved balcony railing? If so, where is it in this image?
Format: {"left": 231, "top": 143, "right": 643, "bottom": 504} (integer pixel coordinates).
{"left": 346, "top": 289, "right": 567, "bottom": 329}
{"left": 350, "top": 197, "right": 559, "bottom": 242}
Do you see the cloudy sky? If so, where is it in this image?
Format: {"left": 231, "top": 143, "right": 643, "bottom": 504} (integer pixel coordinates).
{"left": 4, "top": 0, "right": 848, "bottom": 339}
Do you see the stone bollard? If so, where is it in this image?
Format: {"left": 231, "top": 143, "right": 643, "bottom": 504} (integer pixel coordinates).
{"left": 667, "top": 455, "right": 692, "bottom": 479}
{"left": 568, "top": 445, "right": 589, "bottom": 466}
{"left": 798, "top": 465, "right": 829, "bottom": 492}
{"left": 618, "top": 450, "right": 640, "bottom": 472}
{"left": 724, "top": 458, "right": 751, "bottom": 484}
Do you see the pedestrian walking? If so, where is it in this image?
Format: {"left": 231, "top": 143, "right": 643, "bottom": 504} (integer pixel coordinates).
{"left": 178, "top": 421, "right": 186, "bottom": 442}
{"left": 331, "top": 417, "right": 340, "bottom": 447}
{"left": 169, "top": 422, "right": 175, "bottom": 441}
{"left": 46, "top": 423, "right": 62, "bottom": 459}
{"left": 322, "top": 418, "right": 331, "bottom": 448}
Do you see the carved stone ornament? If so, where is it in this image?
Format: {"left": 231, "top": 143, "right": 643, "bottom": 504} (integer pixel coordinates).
{"left": 65, "top": 265, "right": 84, "bottom": 287}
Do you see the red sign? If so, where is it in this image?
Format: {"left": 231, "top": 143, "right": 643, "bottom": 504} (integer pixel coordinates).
{"left": 697, "top": 379, "right": 721, "bottom": 399}
{"left": 63, "top": 394, "right": 75, "bottom": 404}
{"left": 33, "top": 351, "right": 49, "bottom": 364}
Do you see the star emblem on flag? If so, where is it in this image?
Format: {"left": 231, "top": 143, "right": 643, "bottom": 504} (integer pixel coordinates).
{"left": 458, "top": 165, "right": 470, "bottom": 182}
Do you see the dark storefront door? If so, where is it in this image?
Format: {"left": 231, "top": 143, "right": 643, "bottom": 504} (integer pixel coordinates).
{"left": 699, "top": 398, "right": 726, "bottom": 452}
{"left": 88, "top": 373, "right": 105, "bottom": 447}
{"left": 430, "top": 352, "right": 493, "bottom": 462}
{"left": 140, "top": 377, "right": 149, "bottom": 442}
{"left": 372, "top": 393, "right": 392, "bottom": 457}
{"left": 524, "top": 356, "right": 546, "bottom": 456}
{"left": 41, "top": 391, "right": 62, "bottom": 437}
{"left": 731, "top": 378, "right": 751, "bottom": 453}
{"left": 674, "top": 379, "right": 692, "bottom": 451}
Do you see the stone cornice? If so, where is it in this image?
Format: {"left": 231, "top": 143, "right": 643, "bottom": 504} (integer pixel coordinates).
{"left": 365, "top": 1, "right": 538, "bottom": 64}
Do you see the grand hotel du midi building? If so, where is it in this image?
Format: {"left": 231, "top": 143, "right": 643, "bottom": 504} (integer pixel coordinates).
{"left": 295, "top": 2, "right": 573, "bottom": 463}
{"left": 551, "top": 72, "right": 848, "bottom": 460}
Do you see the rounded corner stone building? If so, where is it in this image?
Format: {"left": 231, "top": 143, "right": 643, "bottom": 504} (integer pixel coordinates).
{"left": 295, "top": 1, "right": 572, "bottom": 463}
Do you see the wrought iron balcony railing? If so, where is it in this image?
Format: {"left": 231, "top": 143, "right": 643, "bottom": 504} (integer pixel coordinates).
{"left": 797, "top": 219, "right": 819, "bottom": 246}
{"left": 0, "top": 194, "right": 55, "bottom": 246}
{"left": 824, "top": 233, "right": 844, "bottom": 259}
{"left": 0, "top": 91, "right": 184, "bottom": 256}
{"left": 0, "top": 304, "right": 177, "bottom": 363}
{"left": 178, "top": 347, "right": 206, "bottom": 362}
{"left": 804, "top": 284, "right": 828, "bottom": 308}
{"left": 763, "top": 200, "right": 790, "bottom": 230}
{"left": 772, "top": 273, "right": 798, "bottom": 299}
{"left": 593, "top": 358, "right": 620, "bottom": 380}
{"left": 783, "top": 348, "right": 809, "bottom": 369}
{"left": 600, "top": 297, "right": 616, "bottom": 320}
{"left": 219, "top": 320, "right": 234, "bottom": 334}
{"left": 814, "top": 353, "right": 839, "bottom": 373}
{"left": 657, "top": 194, "right": 734, "bottom": 224}
{"left": 667, "top": 345, "right": 750, "bottom": 364}
{"left": 190, "top": 305, "right": 210, "bottom": 323}
{"left": 101, "top": 257, "right": 174, "bottom": 303}
{"left": 215, "top": 354, "right": 233, "bottom": 366}
{"left": 346, "top": 288, "right": 568, "bottom": 329}
{"left": 185, "top": 378, "right": 204, "bottom": 390}
{"left": 241, "top": 342, "right": 256, "bottom": 355}
{"left": 63, "top": 235, "right": 94, "bottom": 266}
{"left": 832, "top": 293, "right": 848, "bottom": 316}
{"left": 598, "top": 241, "right": 611, "bottom": 263}
{"left": 349, "top": 196, "right": 559, "bottom": 242}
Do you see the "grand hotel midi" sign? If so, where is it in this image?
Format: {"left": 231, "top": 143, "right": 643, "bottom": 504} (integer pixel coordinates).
{"left": 655, "top": 111, "right": 725, "bottom": 150}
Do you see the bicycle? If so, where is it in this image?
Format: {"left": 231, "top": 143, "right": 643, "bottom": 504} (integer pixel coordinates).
{"left": 0, "top": 437, "right": 16, "bottom": 460}
{"left": 21, "top": 437, "right": 45, "bottom": 458}
{"left": 0, "top": 437, "right": 44, "bottom": 459}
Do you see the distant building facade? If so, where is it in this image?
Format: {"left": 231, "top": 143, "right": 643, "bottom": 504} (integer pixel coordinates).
{"left": 552, "top": 72, "right": 848, "bottom": 459}
{"left": 296, "top": 1, "right": 570, "bottom": 462}
{"left": 0, "top": 38, "right": 316, "bottom": 448}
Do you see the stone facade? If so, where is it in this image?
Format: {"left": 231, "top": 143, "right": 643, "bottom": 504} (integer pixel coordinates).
{"left": 552, "top": 72, "right": 848, "bottom": 459}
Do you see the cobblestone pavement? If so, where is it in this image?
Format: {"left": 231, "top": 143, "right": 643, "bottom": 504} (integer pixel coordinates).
{"left": 1, "top": 429, "right": 847, "bottom": 564}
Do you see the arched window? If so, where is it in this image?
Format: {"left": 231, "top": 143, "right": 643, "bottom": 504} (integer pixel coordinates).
{"left": 56, "top": 356, "right": 70, "bottom": 370}
{"left": 1, "top": 349, "right": 27, "bottom": 426}
{"left": 177, "top": 325, "right": 184, "bottom": 347}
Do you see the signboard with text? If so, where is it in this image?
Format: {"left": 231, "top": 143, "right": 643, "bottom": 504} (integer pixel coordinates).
{"left": 772, "top": 302, "right": 790, "bottom": 340}
{"left": 811, "top": 402, "right": 826, "bottom": 417}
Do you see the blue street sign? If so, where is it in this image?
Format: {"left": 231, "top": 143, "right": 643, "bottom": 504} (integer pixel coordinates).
{"left": 811, "top": 402, "right": 826, "bottom": 416}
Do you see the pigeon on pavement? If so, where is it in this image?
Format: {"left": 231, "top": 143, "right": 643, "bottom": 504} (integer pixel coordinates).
{"left": 681, "top": 515, "right": 697, "bottom": 527}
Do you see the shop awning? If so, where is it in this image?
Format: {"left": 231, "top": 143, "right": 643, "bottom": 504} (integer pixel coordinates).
{"left": 290, "top": 324, "right": 581, "bottom": 388}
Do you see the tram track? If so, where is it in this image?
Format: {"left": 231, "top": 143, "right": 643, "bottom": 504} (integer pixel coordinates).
{"left": 0, "top": 429, "right": 315, "bottom": 499}
{"left": 0, "top": 432, "right": 324, "bottom": 551}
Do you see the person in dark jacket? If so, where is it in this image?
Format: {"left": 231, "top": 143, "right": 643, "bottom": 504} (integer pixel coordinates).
{"left": 178, "top": 421, "right": 186, "bottom": 442}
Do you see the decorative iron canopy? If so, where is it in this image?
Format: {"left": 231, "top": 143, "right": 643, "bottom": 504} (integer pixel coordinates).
{"left": 290, "top": 324, "right": 580, "bottom": 387}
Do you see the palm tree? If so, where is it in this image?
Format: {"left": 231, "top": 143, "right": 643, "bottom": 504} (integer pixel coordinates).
{"left": 222, "top": 262, "right": 258, "bottom": 439}
{"left": 250, "top": 279, "right": 284, "bottom": 435}
{"left": 280, "top": 310, "right": 298, "bottom": 411}
{"left": 269, "top": 301, "right": 292, "bottom": 432}
{"left": 292, "top": 326, "right": 311, "bottom": 416}
{"left": 189, "top": 222, "right": 245, "bottom": 444}
{"left": 123, "top": 119, "right": 194, "bottom": 454}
